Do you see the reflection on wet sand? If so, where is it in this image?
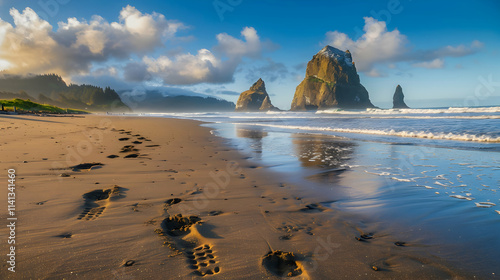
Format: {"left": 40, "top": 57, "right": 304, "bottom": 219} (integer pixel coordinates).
{"left": 291, "top": 134, "right": 355, "bottom": 168}
{"left": 236, "top": 126, "right": 268, "bottom": 139}
{"left": 213, "top": 122, "right": 500, "bottom": 278}
{"left": 291, "top": 134, "right": 355, "bottom": 184}
{"left": 235, "top": 126, "right": 268, "bottom": 159}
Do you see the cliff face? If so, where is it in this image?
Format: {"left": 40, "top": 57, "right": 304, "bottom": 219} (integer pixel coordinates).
{"left": 236, "top": 78, "right": 278, "bottom": 111}
{"left": 291, "top": 46, "right": 374, "bottom": 110}
{"left": 392, "top": 85, "right": 409, "bottom": 109}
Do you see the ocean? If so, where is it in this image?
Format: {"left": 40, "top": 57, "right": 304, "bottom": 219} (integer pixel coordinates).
{"left": 144, "top": 106, "right": 500, "bottom": 277}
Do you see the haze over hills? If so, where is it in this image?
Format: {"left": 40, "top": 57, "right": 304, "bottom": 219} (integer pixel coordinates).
{"left": 118, "top": 90, "right": 235, "bottom": 112}
{"left": 0, "top": 74, "right": 236, "bottom": 112}
{"left": 0, "top": 74, "right": 130, "bottom": 111}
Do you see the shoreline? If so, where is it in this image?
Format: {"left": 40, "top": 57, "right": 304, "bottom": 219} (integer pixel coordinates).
{"left": 0, "top": 114, "right": 476, "bottom": 279}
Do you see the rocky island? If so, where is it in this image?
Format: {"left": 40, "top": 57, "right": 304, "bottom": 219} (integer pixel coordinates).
{"left": 291, "top": 46, "right": 374, "bottom": 110}
{"left": 235, "top": 78, "right": 278, "bottom": 111}
{"left": 393, "top": 85, "right": 410, "bottom": 109}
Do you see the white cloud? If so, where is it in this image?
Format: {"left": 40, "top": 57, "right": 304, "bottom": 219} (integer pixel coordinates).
{"left": 324, "top": 17, "right": 407, "bottom": 72}
{"left": 142, "top": 27, "right": 276, "bottom": 85}
{"left": 143, "top": 49, "right": 226, "bottom": 84}
{"left": 0, "top": 7, "right": 275, "bottom": 85}
{"left": 413, "top": 58, "right": 444, "bottom": 69}
{"left": 0, "top": 6, "right": 184, "bottom": 76}
{"left": 214, "top": 27, "right": 276, "bottom": 59}
{"left": 245, "top": 58, "right": 290, "bottom": 83}
{"left": 323, "top": 17, "right": 483, "bottom": 75}
{"left": 365, "top": 68, "right": 387, "bottom": 77}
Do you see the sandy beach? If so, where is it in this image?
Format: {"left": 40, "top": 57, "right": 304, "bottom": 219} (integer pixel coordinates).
{"left": 0, "top": 114, "right": 474, "bottom": 279}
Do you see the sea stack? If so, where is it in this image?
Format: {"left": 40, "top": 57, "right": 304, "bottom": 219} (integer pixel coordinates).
{"left": 291, "top": 46, "right": 374, "bottom": 110}
{"left": 392, "top": 85, "right": 409, "bottom": 109}
{"left": 235, "top": 78, "right": 278, "bottom": 111}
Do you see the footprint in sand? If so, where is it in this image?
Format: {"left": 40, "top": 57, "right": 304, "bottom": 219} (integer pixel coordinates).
{"left": 299, "top": 203, "right": 327, "bottom": 212}
{"left": 120, "top": 145, "right": 138, "bottom": 153}
{"left": 77, "top": 186, "right": 125, "bottom": 221}
{"left": 164, "top": 198, "right": 182, "bottom": 210}
{"left": 187, "top": 244, "right": 221, "bottom": 276}
{"left": 118, "top": 137, "right": 130, "bottom": 141}
{"left": 55, "top": 233, "right": 72, "bottom": 238}
{"left": 155, "top": 213, "right": 221, "bottom": 277}
{"left": 124, "top": 153, "right": 140, "bottom": 158}
{"left": 160, "top": 214, "right": 201, "bottom": 236}
{"left": 355, "top": 233, "right": 374, "bottom": 242}
{"left": 262, "top": 250, "right": 303, "bottom": 277}
{"left": 70, "top": 162, "right": 103, "bottom": 171}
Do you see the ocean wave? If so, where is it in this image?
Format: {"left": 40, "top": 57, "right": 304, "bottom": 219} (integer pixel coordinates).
{"left": 317, "top": 106, "right": 500, "bottom": 115}
{"left": 371, "top": 116, "right": 500, "bottom": 119}
{"left": 232, "top": 123, "right": 500, "bottom": 143}
{"left": 231, "top": 115, "right": 500, "bottom": 120}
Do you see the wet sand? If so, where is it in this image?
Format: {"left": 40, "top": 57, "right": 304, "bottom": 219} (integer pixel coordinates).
{"left": 0, "top": 114, "right": 472, "bottom": 279}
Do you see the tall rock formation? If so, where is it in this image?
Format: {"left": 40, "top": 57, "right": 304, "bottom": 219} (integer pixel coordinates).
{"left": 392, "top": 85, "right": 409, "bottom": 109}
{"left": 291, "top": 46, "right": 374, "bottom": 110}
{"left": 236, "top": 78, "right": 278, "bottom": 111}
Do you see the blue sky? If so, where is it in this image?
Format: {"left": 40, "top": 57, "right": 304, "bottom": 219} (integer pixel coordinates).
{"left": 0, "top": 0, "right": 499, "bottom": 109}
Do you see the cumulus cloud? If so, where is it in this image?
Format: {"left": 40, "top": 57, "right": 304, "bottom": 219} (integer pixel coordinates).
{"left": 412, "top": 58, "right": 444, "bottom": 69}
{"left": 0, "top": 6, "right": 184, "bottom": 75}
{"left": 142, "top": 27, "right": 276, "bottom": 85}
{"left": 245, "top": 58, "right": 290, "bottom": 83}
{"left": 323, "top": 17, "right": 483, "bottom": 75}
{"left": 214, "top": 27, "right": 277, "bottom": 59}
{"left": 142, "top": 48, "right": 231, "bottom": 84}
{"left": 365, "top": 68, "right": 387, "bottom": 77}
{"left": 0, "top": 6, "right": 276, "bottom": 86}
{"left": 123, "top": 62, "right": 152, "bottom": 82}
{"left": 324, "top": 17, "right": 407, "bottom": 72}
{"left": 0, "top": 6, "right": 278, "bottom": 86}
{"left": 408, "top": 40, "right": 483, "bottom": 62}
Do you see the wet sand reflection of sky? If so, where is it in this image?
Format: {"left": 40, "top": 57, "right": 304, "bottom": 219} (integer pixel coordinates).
{"left": 213, "top": 123, "right": 500, "bottom": 277}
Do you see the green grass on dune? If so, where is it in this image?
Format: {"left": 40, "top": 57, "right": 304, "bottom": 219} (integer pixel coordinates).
{"left": 0, "top": 99, "right": 89, "bottom": 114}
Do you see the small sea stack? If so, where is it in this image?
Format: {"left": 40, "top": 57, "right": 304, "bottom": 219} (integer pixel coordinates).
{"left": 235, "top": 78, "right": 279, "bottom": 112}
{"left": 392, "top": 85, "right": 409, "bottom": 109}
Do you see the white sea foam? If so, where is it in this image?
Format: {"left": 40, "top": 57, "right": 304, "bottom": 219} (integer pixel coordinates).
{"left": 435, "top": 181, "right": 448, "bottom": 187}
{"left": 475, "top": 202, "right": 496, "bottom": 208}
{"left": 317, "top": 106, "right": 500, "bottom": 115}
{"left": 232, "top": 123, "right": 500, "bottom": 143}
{"left": 365, "top": 170, "right": 391, "bottom": 176}
{"left": 391, "top": 177, "right": 413, "bottom": 182}
{"left": 435, "top": 174, "right": 448, "bottom": 180}
{"left": 450, "top": 195, "right": 475, "bottom": 200}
